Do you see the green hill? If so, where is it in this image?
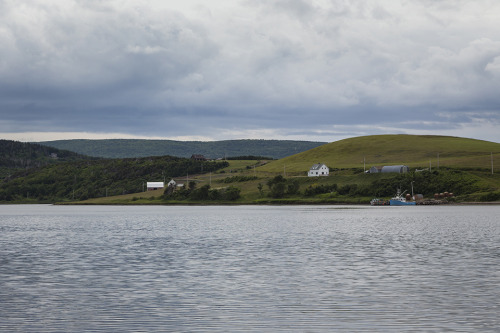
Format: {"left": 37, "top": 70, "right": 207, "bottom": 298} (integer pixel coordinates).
{"left": 0, "top": 139, "right": 94, "bottom": 178}
{"left": 5, "top": 135, "right": 500, "bottom": 204}
{"left": 39, "top": 139, "right": 326, "bottom": 159}
{"left": 0, "top": 156, "right": 229, "bottom": 202}
{"left": 259, "top": 135, "right": 500, "bottom": 174}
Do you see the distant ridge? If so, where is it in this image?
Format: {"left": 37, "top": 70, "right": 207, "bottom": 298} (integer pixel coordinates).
{"left": 259, "top": 134, "right": 500, "bottom": 172}
{"left": 0, "top": 139, "right": 94, "bottom": 177}
{"left": 39, "top": 139, "right": 327, "bottom": 159}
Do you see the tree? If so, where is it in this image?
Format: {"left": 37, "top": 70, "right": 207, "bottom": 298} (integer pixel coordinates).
{"left": 287, "top": 179, "right": 300, "bottom": 195}
{"left": 224, "top": 186, "right": 241, "bottom": 201}
{"left": 267, "top": 175, "right": 286, "bottom": 198}
{"left": 257, "top": 183, "right": 264, "bottom": 197}
{"left": 188, "top": 181, "right": 197, "bottom": 191}
{"left": 191, "top": 184, "right": 210, "bottom": 200}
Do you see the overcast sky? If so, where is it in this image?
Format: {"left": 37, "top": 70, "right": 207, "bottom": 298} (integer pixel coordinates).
{"left": 1, "top": 0, "right": 500, "bottom": 143}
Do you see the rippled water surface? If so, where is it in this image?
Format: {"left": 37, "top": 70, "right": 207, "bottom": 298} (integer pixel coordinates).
{"left": 1, "top": 205, "right": 499, "bottom": 332}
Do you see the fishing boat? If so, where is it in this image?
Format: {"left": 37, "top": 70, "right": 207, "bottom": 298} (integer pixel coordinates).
{"left": 389, "top": 189, "right": 416, "bottom": 206}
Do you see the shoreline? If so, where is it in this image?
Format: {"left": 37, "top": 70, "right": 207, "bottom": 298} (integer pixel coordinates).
{"left": 50, "top": 200, "right": 500, "bottom": 206}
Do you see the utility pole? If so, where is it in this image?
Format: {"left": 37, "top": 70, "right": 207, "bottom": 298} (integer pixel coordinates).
{"left": 284, "top": 164, "right": 286, "bottom": 177}
{"left": 363, "top": 156, "right": 366, "bottom": 173}
{"left": 210, "top": 172, "right": 212, "bottom": 186}
{"left": 492, "top": 152, "right": 494, "bottom": 175}
{"left": 437, "top": 152, "right": 439, "bottom": 170}
{"left": 429, "top": 160, "right": 432, "bottom": 172}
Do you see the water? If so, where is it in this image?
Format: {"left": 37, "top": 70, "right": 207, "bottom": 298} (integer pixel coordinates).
{"left": 1, "top": 205, "right": 499, "bottom": 332}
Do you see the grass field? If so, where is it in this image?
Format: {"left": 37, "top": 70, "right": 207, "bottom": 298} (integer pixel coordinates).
{"left": 258, "top": 134, "right": 500, "bottom": 174}
{"left": 75, "top": 135, "right": 500, "bottom": 205}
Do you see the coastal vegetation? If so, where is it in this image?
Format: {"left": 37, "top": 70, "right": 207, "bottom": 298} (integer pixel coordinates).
{"left": 2, "top": 134, "right": 500, "bottom": 204}
{"left": 0, "top": 156, "right": 228, "bottom": 202}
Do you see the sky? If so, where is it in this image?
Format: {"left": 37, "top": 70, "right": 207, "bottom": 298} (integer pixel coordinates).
{"left": 1, "top": 0, "right": 500, "bottom": 143}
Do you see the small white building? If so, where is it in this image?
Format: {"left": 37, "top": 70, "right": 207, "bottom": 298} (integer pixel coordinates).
{"left": 167, "top": 179, "right": 177, "bottom": 187}
{"left": 308, "top": 163, "right": 329, "bottom": 177}
{"left": 147, "top": 182, "right": 164, "bottom": 191}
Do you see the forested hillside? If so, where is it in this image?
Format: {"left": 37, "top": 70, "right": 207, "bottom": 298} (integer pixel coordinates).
{"left": 40, "top": 139, "right": 326, "bottom": 159}
{"left": 0, "top": 156, "right": 228, "bottom": 202}
{"left": 0, "top": 139, "right": 93, "bottom": 177}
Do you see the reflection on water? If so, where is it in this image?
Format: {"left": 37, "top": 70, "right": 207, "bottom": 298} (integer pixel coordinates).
{"left": 1, "top": 205, "right": 499, "bottom": 332}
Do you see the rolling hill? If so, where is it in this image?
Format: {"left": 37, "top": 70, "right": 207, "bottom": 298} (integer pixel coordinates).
{"left": 39, "top": 139, "right": 327, "bottom": 159}
{"left": 0, "top": 139, "right": 94, "bottom": 177}
{"left": 258, "top": 135, "right": 500, "bottom": 174}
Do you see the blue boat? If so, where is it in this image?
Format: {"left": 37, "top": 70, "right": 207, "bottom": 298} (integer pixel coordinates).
{"left": 389, "top": 189, "right": 416, "bottom": 206}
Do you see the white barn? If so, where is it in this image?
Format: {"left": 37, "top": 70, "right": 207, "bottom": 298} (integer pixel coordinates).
{"left": 147, "top": 182, "right": 164, "bottom": 191}
{"left": 308, "top": 163, "right": 329, "bottom": 177}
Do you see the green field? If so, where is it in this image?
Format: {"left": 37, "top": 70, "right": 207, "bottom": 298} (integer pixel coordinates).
{"left": 9, "top": 135, "right": 494, "bottom": 204}
{"left": 29, "top": 135, "right": 500, "bottom": 205}
{"left": 258, "top": 134, "right": 500, "bottom": 174}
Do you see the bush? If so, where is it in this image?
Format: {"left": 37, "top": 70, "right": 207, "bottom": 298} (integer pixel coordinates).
{"left": 191, "top": 184, "right": 211, "bottom": 200}
{"left": 223, "top": 186, "right": 241, "bottom": 201}
{"left": 217, "top": 175, "right": 258, "bottom": 183}
{"left": 304, "top": 184, "right": 338, "bottom": 196}
{"left": 479, "top": 191, "right": 500, "bottom": 202}
{"left": 366, "top": 170, "right": 480, "bottom": 197}
{"left": 266, "top": 175, "right": 300, "bottom": 198}
{"left": 165, "top": 184, "right": 241, "bottom": 201}
{"left": 338, "top": 184, "right": 357, "bottom": 196}
{"left": 287, "top": 179, "right": 300, "bottom": 195}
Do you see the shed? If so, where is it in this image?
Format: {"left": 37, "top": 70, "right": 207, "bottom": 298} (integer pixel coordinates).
{"left": 147, "top": 182, "right": 164, "bottom": 191}
{"left": 308, "top": 163, "right": 329, "bottom": 177}
{"left": 381, "top": 165, "right": 409, "bottom": 173}
{"left": 369, "top": 166, "right": 383, "bottom": 173}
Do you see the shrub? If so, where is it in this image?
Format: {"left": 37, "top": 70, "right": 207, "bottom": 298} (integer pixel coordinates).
{"left": 479, "top": 192, "right": 500, "bottom": 202}
{"left": 304, "top": 184, "right": 338, "bottom": 196}
{"left": 266, "top": 175, "right": 300, "bottom": 198}
{"left": 224, "top": 186, "right": 241, "bottom": 201}
{"left": 217, "top": 175, "right": 258, "bottom": 183}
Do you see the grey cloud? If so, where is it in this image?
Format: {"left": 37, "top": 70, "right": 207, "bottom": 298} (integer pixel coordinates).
{"left": 1, "top": 0, "right": 499, "bottom": 142}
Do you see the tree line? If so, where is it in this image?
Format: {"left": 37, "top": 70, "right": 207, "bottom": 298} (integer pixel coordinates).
{"left": 0, "top": 156, "right": 229, "bottom": 202}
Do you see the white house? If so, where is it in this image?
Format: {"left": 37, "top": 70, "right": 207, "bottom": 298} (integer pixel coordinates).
{"left": 308, "top": 163, "right": 329, "bottom": 177}
{"left": 167, "top": 179, "right": 177, "bottom": 187}
{"left": 147, "top": 182, "right": 164, "bottom": 191}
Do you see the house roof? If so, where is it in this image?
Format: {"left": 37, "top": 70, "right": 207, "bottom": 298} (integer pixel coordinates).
{"left": 310, "top": 163, "right": 326, "bottom": 170}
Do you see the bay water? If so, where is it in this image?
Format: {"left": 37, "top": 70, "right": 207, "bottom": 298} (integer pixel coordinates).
{"left": 1, "top": 205, "right": 499, "bottom": 332}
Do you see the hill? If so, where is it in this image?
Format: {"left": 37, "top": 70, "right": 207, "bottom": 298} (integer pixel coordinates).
{"left": 3, "top": 134, "right": 500, "bottom": 204}
{"left": 39, "top": 139, "right": 326, "bottom": 159}
{"left": 259, "top": 135, "right": 500, "bottom": 174}
{"left": 0, "top": 139, "right": 94, "bottom": 178}
{"left": 0, "top": 155, "right": 229, "bottom": 202}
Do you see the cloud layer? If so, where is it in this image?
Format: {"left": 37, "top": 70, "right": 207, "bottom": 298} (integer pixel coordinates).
{"left": 1, "top": 0, "right": 500, "bottom": 142}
